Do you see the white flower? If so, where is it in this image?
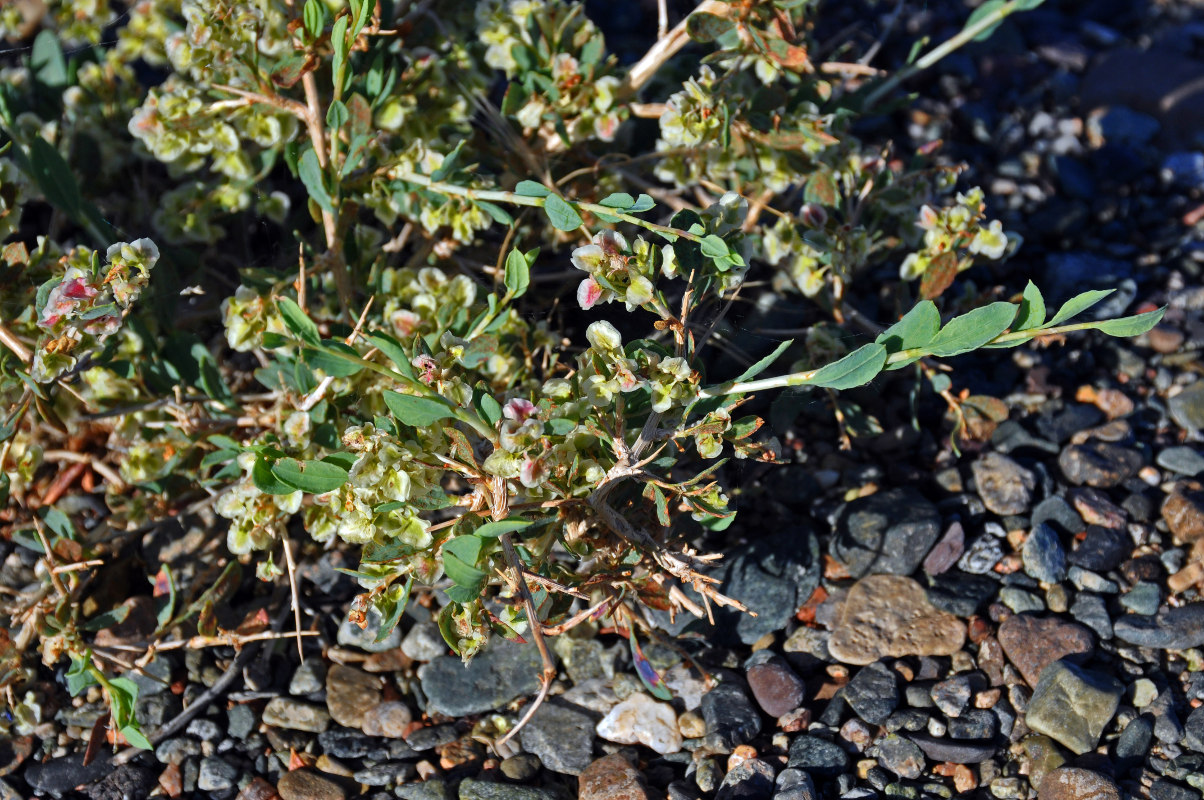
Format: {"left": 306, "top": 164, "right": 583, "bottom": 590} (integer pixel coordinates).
{"left": 586, "top": 321, "right": 623, "bottom": 353}
{"left": 969, "top": 220, "right": 1008, "bottom": 260}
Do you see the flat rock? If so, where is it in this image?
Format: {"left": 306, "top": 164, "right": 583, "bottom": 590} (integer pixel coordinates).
{"left": 831, "top": 488, "right": 941, "bottom": 578}
{"left": 276, "top": 769, "right": 346, "bottom": 800}
{"left": 518, "top": 700, "right": 596, "bottom": 776}
{"left": 1059, "top": 442, "right": 1143, "bottom": 487}
{"left": 746, "top": 656, "right": 805, "bottom": 717}
{"left": 595, "top": 693, "right": 681, "bottom": 755}
{"left": 998, "top": 615, "right": 1094, "bottom": 688}
{"left": 973, "top": 453, "right": 1036, "bottom": 516}
{"left": 24, "top": 754, "right": 112, "bottom": 797}
{"left": 843, "top": 661, "right": 898, "bottom": 725}
{"left": 361, "top": 702, "right": 412, "bottom": 739}
{"left": 325, "top": 664, "right": 382, "bottom": 729}
{"left": 1067, "top": 526, "right": 1131, "bottom": 572}
{"left": 1038, "top": 768, "right": 1121, "bottom": 800}
{"left": 712, "top": 526, "right": 821, "bottom": 645}
{"left": 262, "top": 697, "right": 331, "bottom": 733}
{"left": 787, "top": 735, "right": 850, "bottom": 778}
{"left": 1113, "top": 603, "right": 1204, "bottom": 649}
{"left": 458, "top": 779, "right": 557, "bottom": 800}
{"left": 1025, "top": 660, "right": 1123, "bottom": 754}
{"left": 828, "top": 574, "right": 966, "bottom": 665}
{"left": 906, "top": 734, "right": 996, "bottom": 763}
{"left": 418, "top": 638, "right": 545, "bottom": 717}
{"left": 715, "top": 758, "right": 775, "bottom": 800}
{"left": 578, "top": 753, "right": 650, "bottom": 800}
{"left": 1023, "top": 523, "right": 1068, "bottom": 583}
{"left": 700, "top": 682, "right": 761, "bottom": 749}
{"left": 1163, "top": 491, "right": 1204, "bottom": 544}
{"left": 1170, "top": 381, "right": 1204, "bottom": 434}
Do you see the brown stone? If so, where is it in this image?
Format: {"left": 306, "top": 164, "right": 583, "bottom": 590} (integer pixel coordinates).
{"left": 324, "top": 665, "right": 381, "bottom": 730}
{"left": 747, "top": 658, "right": 806, "bottom": 717}
{"left": 1038, "top": 767, "right": 1120, "bottom": 800}
{"left": 998, "top": 615, "right": 1094, "bottom": 688}
{"left": 828, "top": 575, "right": 966, "bottom": 666}
{"left": 276, "top": 770, "right": 345, "bottom": 800}
{"left": 1092, "top": 389, "right": 1134, "bottom": 420}
{"left": 1148, "top": 325, "right": 1186, "bottom": 355}
{"left": 1071, "top": 488, "right": 1126, "bottom": 529}
{"left": 578, "top": 753, "right": 651, "bottom": 800}
{"left": 236, "top": 778, "right": 281, "bottom": 800}
{"left": 1163, "top": 491, "right": 1204, "bottom": 543}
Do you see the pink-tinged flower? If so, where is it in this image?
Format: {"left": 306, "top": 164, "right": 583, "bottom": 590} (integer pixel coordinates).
{"left": 577, "top": 277, "right": 607, "bottom": 310}
{"left": 503, "top": 398, "right": 537, "bottom": 422}
{"left": 391, "top": 309, "right": 421, "bottom": 337}
{"left": 60, "top": 277, "right": 98, "bottom": 300}
{"left": 411, "top": 354, "right": 438, "bottom": 385}
{"left": 519, "top": 456, "right": 547, "bottom": 489}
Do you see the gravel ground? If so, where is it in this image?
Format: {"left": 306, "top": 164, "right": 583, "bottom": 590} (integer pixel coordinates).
{"left": 10, "top": 1, "right": 1204, "bottom": 799}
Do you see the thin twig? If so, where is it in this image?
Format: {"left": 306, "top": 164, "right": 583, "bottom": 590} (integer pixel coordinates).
{"left": 494, "top": 532, "right": 557, "bottom": 750}
{"left": 623, "top": 1, "right": 729, "bottom": 96}
{"left": 281, "top": 536, "right": 304, "bottom": 662}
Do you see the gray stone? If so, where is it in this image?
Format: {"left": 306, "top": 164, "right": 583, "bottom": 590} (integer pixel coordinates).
{"left": 289, "top": 660, "right": 326, "bottom": 695}
{"left": 787, "top": 735, "right": 849, "bottom": 778}
{"left": 1023, "top": 523, "right": 1068, "bottom": 583}
{"left": 1026, "top": 660, "right": 1123, "bottom": 754}
{"left": 775, "top": 768, "right": 817, "bottom": 800}
{"left": 518, "top": 700, "right": 596, "bottom": 776}
{"left": 353, "top": 762, "right": 415, "bottom": 786}
{"left": 1113, "top": 603, "right": 1204, "bottom": 649}
{"left": 418, "top": 639, "right": 546, "bottom": 717}
{"left": 1001, "top": 586, "right": 1046, "bottom": 613}
{"left": 714, "top": 527, "right": 821, "bottom": 645}
{"left": 1120, "top": 581, "right": 1162, "bottom": 616}
{"left": 1068, "top": 526, "right": 1130, "bottom": 573}
{"left": 876, "top": 734, "right": 925, "bottom": 780}
{"left": 1116, "top": 715, "right": 1153, "bottom": 763}
{"left": 397, "top": 779, "right": 452, "bottom": 800}
{"left": 458, "top": 778, "right": 558, "bottom": 800}
{"left": 844, "top": 661, "right": 898, "bottom": 725}
{"left": 401, "top": 621, "right": 448, "bottom": 662}
{"left": 973, "top": 453, "right": 1036, "bottom": 516}
{"left": 337, "top": 605, "right": 402, "bottom": 652}
{"left": 701, "top": 683, "right": 762, "bottom": 749}
{"left": 197, "top": 757, "right": 238, "bottom": 792}
{"left": 958, "top": 533, "right": 1006, "bottom": 575}
{"left": 947, "top": 709, "right": 998, "bottom": 740}
{"left": 227, "top": 704, "right": 256, "bottom": 739}
{"left": 925, "top": 572, "right": 998, "bottom": 617}
{"left": 906, "top": 734, "right": 996, "bottom": 763}
{"left": 1150, "top": 690, "right": 1185, "bottom": 745}
{"left": 1032, "top": 497, "right": 1085, "bottom": 537}
{"left": 1059, "top": 443, "right": 1143, "bottom": 488}
{"left": 1170, "top": 382, "right": 1204, "bottom": 434}
{"left": 1185, "top": 705, "right": 1204, "bottom": 752}
{"left": 930, "top": 675, "right": 972, "bottom": 718}
{"left": 154, "top": 737, "right": 201, "bottom": 766}
{"left": 832, "top": 488, "right": 941, "bottom": 578}
{"left": 185, "top": 718, "right": 221, "bottom": 742}
{"left": 716, "top": 758, "right": 775, "bottom": 800}
{"left": 1158, "top": 447, "right": 1204, "bottom": 476}
{"left": 1150, "top": 780, "right": 1199, "bottom": 800}
{"left": 262, "top": 697, "right": 330, "bottom": 733}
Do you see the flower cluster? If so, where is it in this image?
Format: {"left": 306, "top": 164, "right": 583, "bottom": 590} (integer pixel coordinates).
{"left": 33, "top": 239, "right": 160, "bottom": 382}
{"left": 166, "top": 0, "right": 290, "bottom": 81}
{"left": 217, "top": 452, "right": 303, "bottom": 555}
{"left": 221, "top": 286, "right": 289, "bottom": 353}
{"left": 0, "top": 0, "right": 115, "bottom": 44}
{"left": 476, "top": 0, "right": 625, "bottom": 144}
{"left": 306, "top": 424, "right": 435, "bottom": 549}
{"left": 899, "top": 188, "right": 1012, "bottom": 280}
{"left": 572, "top": 231, "right": 666, "bottom": 310}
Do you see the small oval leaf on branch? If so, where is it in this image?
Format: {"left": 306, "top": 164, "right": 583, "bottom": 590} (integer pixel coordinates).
{"left": 383, "top": 390, "right": 455, "bottom": 427}
{"left": 801, "top": 343, "right": 888, "bottom": 390}
{"left": 272, "top": 457, "right": 349, "bottom": 494}
{"left": 543, "top": 194, "right": 582, "bottom": 231}
{"left": 927, "top": 302, "right": 1017, "bottom": 357}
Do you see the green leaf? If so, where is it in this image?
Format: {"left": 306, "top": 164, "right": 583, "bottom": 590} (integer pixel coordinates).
{"left": 803, "top": 343, "right": 888, "bottom": 389}
{"left": 31, "top": 30, "right": 67, "bottom": 88}
{"left": 504, "top": 248, "right": 530, "bottom": 298}
{"left": 82, "top": 603, "right": 132, "bottom": 632}
{"left": 515, "top": 180, "right": 550, "bottom": 197}
{"left": 1014, "top": 281, "right": 1046, "bottom": 330}
{"left": 303, "top": 342, "right": 364, "bottom": 377}
{"left": 927, "top": 302, "right": 1017, "bottom": 357}
{"left": 687, "top": 11, "right": 736, "bottom": 42}
{"left": 251, "top": 457, "right": 297, "bottom": 495}
{"left": 1044, "top": 289, "right": 1114, "bottom": 328}
{"left": 374, "top": 576, "right": 413, "bottom": 642}
{"left": 474, "top": 518, "right": 533, "bottom": 538}
{"left": 299, "top": 148, "right": 334, "bottom": 212}
{"left": 543, "top": 194, "right": 582, "bottom": 231}
{"left": 877, "top": 301, "right": 940, "bottom": 369}
{"left": 1092, "top": 307, "right": 1166, "bottom": 337}
{"left": 477, "top": 201, "right": 513, "bottom": 226}
{"left": 964, "top": 0, "right": 1009, "bottom": 41}
{"left": 26, "top": 136, "right": 82, "bottom": 218}
{"left": 277, "top": 297, "right": 320, "bottom": 345}
{"left": 349, "top": 0, "right": 372, "bottom": 38}
{"left": 326, "top": 99, "right": 349, "bottom": 131}
{"left": 303, "top": 0, "right": 325, "bottom": 37}
{"left": 331, "top": 14, "right": 349, "bottom": 79}
{"left": 120, "top": 725, "right": 152, "bottom": 751}
{"left": 431, "top": 139, "right": 467, "bottom": 182}
{"left": 271, "top": 457, "right": 349, "bottom": 494}
{"left": 478, "top": 392, "right": 503, "bottom": 426}
{"left": 629, "top": 194, "right": 655, "bottom": 213}
{"left": 442, "top": 535, "right": 488, "bottom": 599}
{"left": 700, "top": 234, "right": 729, "bottom": 259}
{"left": 383, "top": 390, "right": 455, "bottom": 426}
{"left": 366, "top": 332, "right": 414, "bottom": 378}
{"left": 599, "top": 192, "right": 634, "bottom": 209}
{"left": 734, "top": 339, "right": 794, "bottom": 383}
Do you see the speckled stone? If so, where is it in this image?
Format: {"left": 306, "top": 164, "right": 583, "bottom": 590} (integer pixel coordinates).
{"left": 1025, "top": 660, "right": 1123, "bottom": 754}
{"left": 828, "top": 575, "right": 966, "bottom": 665}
